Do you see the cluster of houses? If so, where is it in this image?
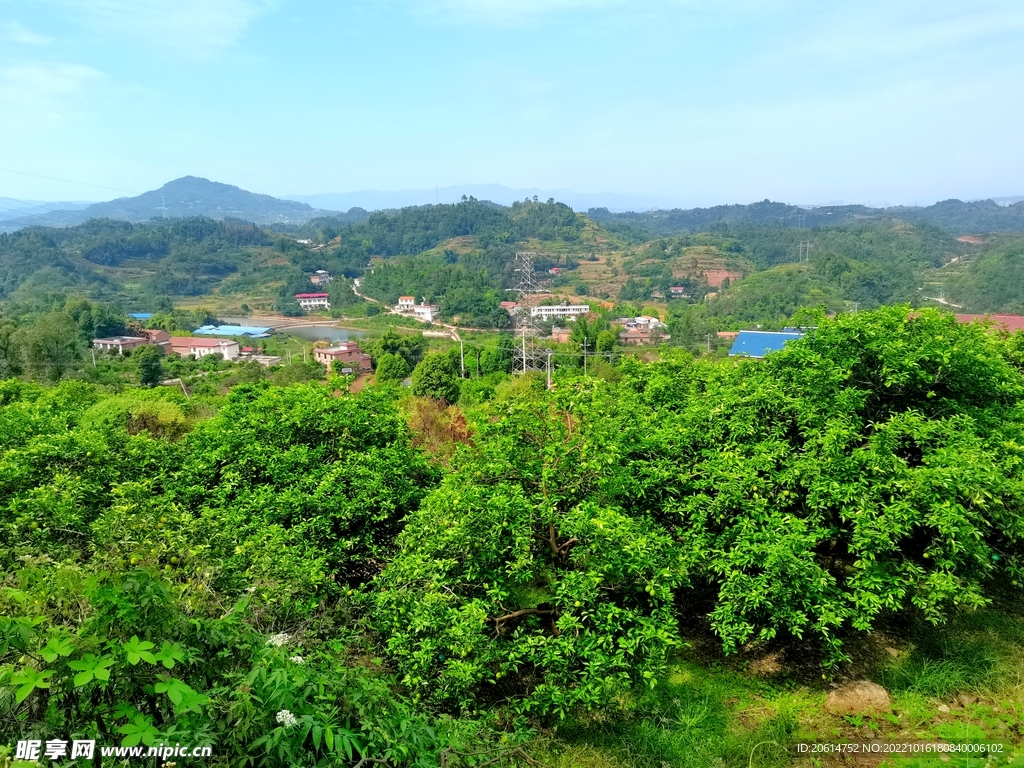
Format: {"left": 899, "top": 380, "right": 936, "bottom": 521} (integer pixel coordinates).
{"left": 93, "top": 328, "right": 375, "bottom": 373}
{"left": 396, "top": 296, "right": 440, "bottom": 323}
{"left": 93, "top": 329, "right": 245, "bottom": 361}
{"left": 611, "top": 315, "right": 669, "bottom": 346}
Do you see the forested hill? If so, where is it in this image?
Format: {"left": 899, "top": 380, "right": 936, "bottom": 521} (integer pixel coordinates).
{"left": 590, "top": 198, "right": 1024, "bottom": 235}
{"left": 0, "top": 177, "right": 334, "bottom": 231}
{"left": 0, "top": 198, "right": 595, "bottom": 322}
{"left": 3, "top": 194, "right": 1023, "bottom": 326}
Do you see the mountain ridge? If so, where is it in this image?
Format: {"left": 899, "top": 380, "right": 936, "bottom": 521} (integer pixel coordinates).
{"left": 0, "top": 176, "right": 331, "bottom": 232}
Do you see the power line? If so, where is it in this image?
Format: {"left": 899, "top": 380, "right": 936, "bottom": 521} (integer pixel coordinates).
{"left": 0, "top": 194, "right": 96, "bottom": 228}
{"left": 0, "top": 167, "right": 136, "bottom": 195}
{"left": 0, "top": 201, "right": 90, "bottom": 229}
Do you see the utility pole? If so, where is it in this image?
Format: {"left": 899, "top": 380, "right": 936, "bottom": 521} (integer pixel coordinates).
{"left": 546, "top": 350, "right": 553, "bottom": 390}
{"left": 583, "top": 337, "right": 590, "bottom": 376}
{"left": 91, "top": 347, "right": 96, "bottom": 368}
{"left": 458, "top": 337, "right": 465, "bottom": 378}
{"left": 706, "top": 333, "right": 712, "bottom": 353}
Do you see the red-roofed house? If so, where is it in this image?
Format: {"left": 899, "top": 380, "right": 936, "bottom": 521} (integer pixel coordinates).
{"left": 169, "top": 337, "right": 240, "bottom": 360}
{"left": 295, "top": 293, "right": 331, "bottom": 311}
{"left": 955, "top": 314, "right": 1024, "bottom": 333}
{"left": 143, "top": 329, "right": 171, "bottom": 349}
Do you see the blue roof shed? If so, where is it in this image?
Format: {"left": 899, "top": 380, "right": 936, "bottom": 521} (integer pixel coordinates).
{"left": 728, "top": 330, "right": 804, "bottom": 358}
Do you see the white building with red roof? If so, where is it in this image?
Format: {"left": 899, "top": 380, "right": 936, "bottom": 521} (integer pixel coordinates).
{"left": 169, "top": 337, "right": 240, "bottom": 360}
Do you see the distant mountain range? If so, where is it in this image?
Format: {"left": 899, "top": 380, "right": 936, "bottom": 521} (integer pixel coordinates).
{"left": 588, "top": 198, "right": 1024, "bottom": 235}
{"left": 0, "top": 177, "right": 329, "bottom": 232}
{"left": 2, "top": 176, "right": 1023, "bottom": 235}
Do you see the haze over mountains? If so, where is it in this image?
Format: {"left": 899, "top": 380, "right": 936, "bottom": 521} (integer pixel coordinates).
{"left": 1, "top": 176, "right": 1023, "bottom": 235}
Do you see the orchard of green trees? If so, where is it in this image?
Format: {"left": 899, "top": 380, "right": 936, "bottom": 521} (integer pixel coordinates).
{"left": 2, "top": 306, "right": 1023, "bottom": 765}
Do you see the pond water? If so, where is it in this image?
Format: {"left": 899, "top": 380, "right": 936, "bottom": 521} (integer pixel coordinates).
{"left": 218, "top": 318, "right": 369, "bottom": 344}
{"left": 281, "top": 326, "right": 369, "bottom": 343}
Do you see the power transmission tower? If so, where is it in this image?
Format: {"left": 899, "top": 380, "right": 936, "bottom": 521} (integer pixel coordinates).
{"left": 158, "top": 195, "right": 169, "bottom": 219}
{"left": 798, "top": 241, "right": 813, "bottom": 262}
{"left": 510, "top": 251, "right": 547, "bottom": 374}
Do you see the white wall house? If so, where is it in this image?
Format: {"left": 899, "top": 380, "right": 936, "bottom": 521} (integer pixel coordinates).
{"left": 530, "top": 304, "right": 591, "bottom": 321}
{"left": 169, "top": 338, "right": 240, "bottom": 360}
{"left": 295, "top": 293, "right": 331, "bottom": 312}
{"left": 397, "top": 296, "right": 416, "bottom": 310}
{"left": 413, "top": 304, "right": 439, "bottom": 322}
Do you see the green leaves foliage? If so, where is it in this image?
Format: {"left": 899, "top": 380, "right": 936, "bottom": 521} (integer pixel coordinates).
{"left": 68, "top": 653, "right": 115, "bottom": 686}
{"left": 375, "top": 388, "right": 687, "bottom": 714}
{"left": 3, "top": 305, "right": 1024, "bottom": 760}
{"left": 12, "top": 667, "right": 53, "bottom": 703}
{"left": 123, "top": 636, "right": 156, "bottom": 665}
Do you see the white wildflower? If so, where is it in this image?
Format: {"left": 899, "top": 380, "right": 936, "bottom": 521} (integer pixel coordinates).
{"left": 289, "top": 655, "right": 304, "bottom": 664}
{"left": 275, "top": 709, "right": 298, "bottom": 728}
{"left": 265, "top": 632, "right": 291, "bottom": 647}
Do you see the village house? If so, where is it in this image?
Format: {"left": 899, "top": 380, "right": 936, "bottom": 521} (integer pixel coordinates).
{"left": 143, "top": 329, "right": 171, "bottom": 349}
{"left": 413, "top": 303, "right": 439, "bottom": 322}
{"left": 669, "top": 286, "right": 688, "bottom": 299}
{"left": 955, "top": 313, "right": 1024, "bottom": 332}
{"left": 550, "top": 327, "right": 572, "bottom": 344}
{"left": 310, "top": 270, "right": 333, "bottom": 286}
{"left": 530, "top": 303, "right": 590, "bottom": 321}
{"left": 92, "top": 336, "right": 150, "bottom": 353}
{"left": 395, "top": 296, "right": 440, "bottom": 322}
{"left": 499, "top": 301, "right": 519, "bottom": 315}
{"left": 294, "top": 293, "right": 331, "bottom": 312}
{"left": 249, "top": 355, "right": 284, "bottom": 367}
{"left": 313, "top": 342, "right": 373, "bottom": 373}
{"left": 618, "top": 328, "right": 666, "bottom": 346}
{"left": 169, "top": 337, "right": 240, "bottom": 360}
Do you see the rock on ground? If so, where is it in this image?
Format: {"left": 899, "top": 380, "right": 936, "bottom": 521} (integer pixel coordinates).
{"left": 825, "top": 681, "right": 892, "bottom": 715}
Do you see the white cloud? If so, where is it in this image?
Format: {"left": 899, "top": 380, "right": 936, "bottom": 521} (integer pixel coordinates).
{"left": 3, "top": 21, "right": 54, "bottom": 45}
{"left": 49, "top": 0, "right": 278, "bottom": 55}
{"left": 0, "top": 63, "right": 103, "bottom": 104}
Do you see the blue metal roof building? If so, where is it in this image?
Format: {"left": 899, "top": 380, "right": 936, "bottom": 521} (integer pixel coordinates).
{"left": 728, "top": 330, "right": 805, "bottom": 358}
{"left": 193, "top": 325, "right": 274, "bottom": 338}
{"left": 129, "top": 313, "right": 152, "bottom": 320}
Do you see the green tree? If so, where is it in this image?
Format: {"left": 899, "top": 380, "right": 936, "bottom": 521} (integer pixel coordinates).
{"left": 411, "top": 354, "right": 460, "bottom": 403}
{"left": 374, "top": 352, "right": 411, "bottom": 384}
{"left": 135, "top": 345, "right": 164, "bottom": 387}
{"left": 0, "top": 320, "right": 22, "bottom": 379}
{"left": 595, "top": 329, "right": 617, "bottom": 354}
{"left": 374, "top": 390, "right": 686, "bottom": 715}
{"left": 18, "top": 312, "right": 81, "bottom": 382}
{"left": 479, "top": 334, "right": 514, "bottom": 375}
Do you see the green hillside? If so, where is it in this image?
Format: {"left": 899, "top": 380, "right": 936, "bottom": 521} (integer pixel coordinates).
{"left": 3, "top": 197, "right": 1024, "bottom": 333}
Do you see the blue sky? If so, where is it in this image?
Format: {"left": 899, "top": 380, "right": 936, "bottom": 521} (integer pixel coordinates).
{"left": 1, "top": 0, "right": 1022, "bottom": 207}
